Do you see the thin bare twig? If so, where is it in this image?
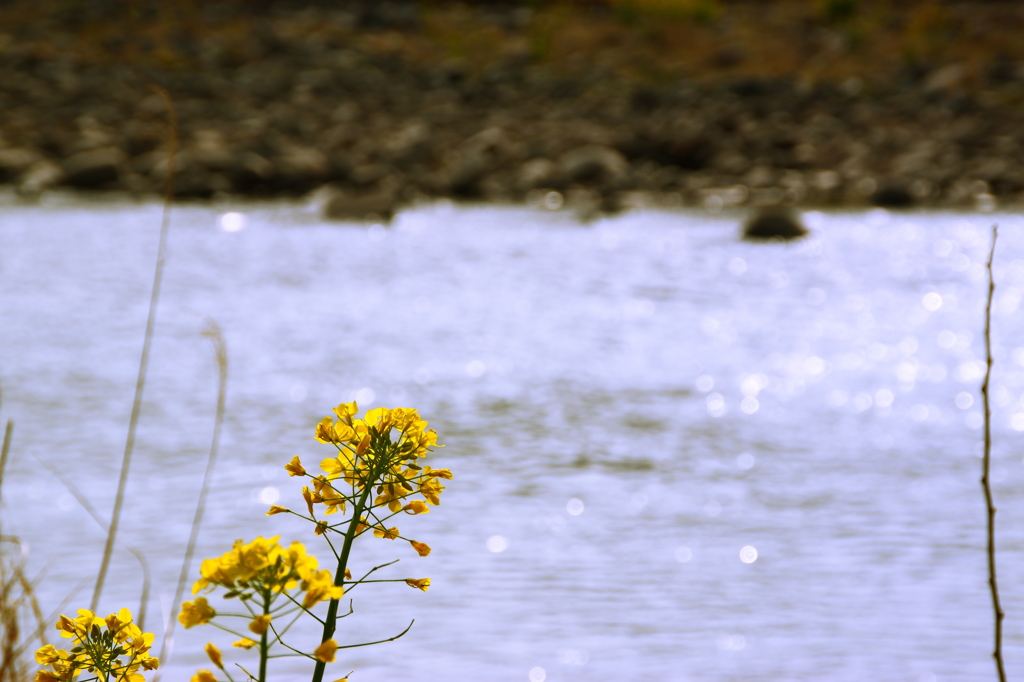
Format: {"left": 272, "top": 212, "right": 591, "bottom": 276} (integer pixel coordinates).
{"left": 981, "top": 224, "right": 1006, "bottom": 682}
{"left": 92, "top": 85, "right": 177, "bottom": 611}
{"left": 154, "top": 322, "right": 229, "bottom": 677}
{"left": 32, "top": 455, "right": 152, "bottom": 628}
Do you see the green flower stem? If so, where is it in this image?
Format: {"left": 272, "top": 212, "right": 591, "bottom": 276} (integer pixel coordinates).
{"left": 259, "top": 592, "right": 271, "bottom": 682}
{"left": 310, "top": 461, "right": 379, "bottom": 682}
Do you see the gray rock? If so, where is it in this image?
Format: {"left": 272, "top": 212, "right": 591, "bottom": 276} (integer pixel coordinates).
{"left": 0, "top": 148, "right": 42, "bottom": 180}
{"left": 62, "top": 147, "right": 125, "bottom": 187}
{"left": 872, "top": 183, "right": 914, "bottom": 208}
{"left": 924, "top": 63, "right": 965, "bottom": 93}
{"left": 517, "top": 157, "right": 561, "bottom": 190}
{"left": 559, "top": 145, "right": 629, "bottom": 185}
{"left": 742, "top": 209, "right": 807, "bottom": 241}
{"left": 323, "top": 186, "right": 400, "bottom": 223}
{"left": 18, "top": 160, "right": 65, "bottom": 195}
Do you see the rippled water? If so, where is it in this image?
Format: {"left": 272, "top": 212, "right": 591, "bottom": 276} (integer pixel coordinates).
{"left": 2, "top": 197, "right": 1024, "bottom": 681}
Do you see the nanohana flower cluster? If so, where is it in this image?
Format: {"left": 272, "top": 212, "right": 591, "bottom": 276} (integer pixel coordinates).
{"left": 187, "top": 536, "right": 344, "bottom": 611}
{"left": 175, "top": 402, "right": 448, "bottom": 682}
{"left": 35, "top": 608, "right": 158, "bottom": 682}
{"left": 276, "top": 403, "right": 451, "bottom": 555}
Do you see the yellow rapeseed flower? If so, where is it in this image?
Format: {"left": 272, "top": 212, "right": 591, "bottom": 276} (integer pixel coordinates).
{"left": 204, "top": 643, "right": 223, "bottom": 669}
{"left": 191, "top": 671, "right": 217, "bottom": 682}
{"left": 313, "top": 639, "right": 338, "bottom": 663}
{"left": 315, "top": 416, "right": 337, "bottom": 443}
{"left": 266, "top": 505, "right": 289, "bottom": 515}
{"left": 232, "top": 638, "right": 257, "bottom": 650}
{"left": 301, "top": 569, "right": 345, "bottom": 608}
{"left": 373, "top": 526, "right": 400, "bottom": 540}
{"left": 333, "top": 400, "right": 358, "bottom": 422}
{"left": 419, "top": 478, "right": 444, "bottom": 506}
{"left": 403, "top": 500, "right": 430, "bottom": 515}
{"left": 34, "top": 645, "right": 64, "bottom": 665}
{"left": 410, "top": 541, "right": 431, "bottom": 557}
{"left": 248, "top": 614, "right": 272, "bottom": 636}
{"left": 405, "top": 578, "right": 431, "bottom": 591}
{"left": 285, "top": 455, "right": 306, "bottom": 477}
{"left": 178, "top": 597, "right": 216, "bottom": 629}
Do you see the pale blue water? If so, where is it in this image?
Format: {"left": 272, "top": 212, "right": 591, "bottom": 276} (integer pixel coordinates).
{"left": 2, "top": 195, "right": 1024, "bottom": 681}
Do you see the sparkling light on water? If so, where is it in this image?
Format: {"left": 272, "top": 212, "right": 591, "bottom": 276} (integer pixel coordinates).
{"left": 257, "top": 487, "right": 279, "bottom": 505}
{"left": 740, "top": 546, "right": 758, "bottom": 564}
{"left": 923, "top": 292, "right": 943, "bottom": 311}
{"left": 219, "top": 212, "right": 246, "bottom": 232}
{"left": 707, "top": 393, "right": 726, "bottom": 417}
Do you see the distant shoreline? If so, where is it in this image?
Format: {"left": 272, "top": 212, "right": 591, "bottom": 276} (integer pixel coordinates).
{"left": 2, "top": 1, "right": 1023, "bottom": 215}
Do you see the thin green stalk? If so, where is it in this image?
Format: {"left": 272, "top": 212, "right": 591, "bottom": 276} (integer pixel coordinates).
{"left": 92, "top": 85, "right": 177, "bottom": 611}
{"left": 981, "top": 224, "right": 1006, "bottom": 682}
{"left": 310, "top": 469, "right": 378, "bottom": 682}
{"left": 259, "top": 592, "right": 270, "bottom": 682}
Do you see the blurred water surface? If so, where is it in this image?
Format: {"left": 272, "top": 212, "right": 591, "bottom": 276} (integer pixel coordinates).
{"left": 2, "top": 199, "right": 1024, "bottom": 682}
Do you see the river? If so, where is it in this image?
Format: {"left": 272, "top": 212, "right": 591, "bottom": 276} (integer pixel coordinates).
{"left": 2, "top": 195, "right": 1024, "bottom": 681}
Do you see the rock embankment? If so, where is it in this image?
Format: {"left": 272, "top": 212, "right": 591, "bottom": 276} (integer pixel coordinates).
{"left": 2, "top": 3, "right": 1024, "bottom": 215}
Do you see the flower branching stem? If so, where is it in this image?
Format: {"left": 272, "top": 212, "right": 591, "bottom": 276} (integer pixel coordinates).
{"left": 311, "top": 468, "right": 377, "bottom": 682}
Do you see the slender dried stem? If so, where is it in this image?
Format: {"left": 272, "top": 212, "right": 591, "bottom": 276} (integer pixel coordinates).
{"left": 92, "top": 85, "right": 177, "bottom": 611}
{"left": 32, "top": 455, "right": 151, "bottom": 628}
{"left": 154, "top": 322, "right": 228, "bottom": 677}
{"left": 981, "top": 224, "right": 1006, "bottom": 682}
{"left": 0, "top": 420, "right": 11, "bottom": 539}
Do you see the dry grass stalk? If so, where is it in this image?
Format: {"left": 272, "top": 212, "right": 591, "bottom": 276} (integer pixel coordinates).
{"left": 0, "top": 419, "right": 47, "bottom": 681}
{"left": 981, "top": 224, "right": 1006, "bottom": 682}
{"left": 33, "top": 455, "right": 152, "bottom": 628}
{"left": 154, "top": 321, "right": 228, "bottom": 678}
{"left": 92, "top": 85, "right": 178, "bottom": 611}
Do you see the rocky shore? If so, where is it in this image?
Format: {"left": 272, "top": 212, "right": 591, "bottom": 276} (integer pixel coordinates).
{"left": 3, "top": 1, "right": 1024, "bottom": 217}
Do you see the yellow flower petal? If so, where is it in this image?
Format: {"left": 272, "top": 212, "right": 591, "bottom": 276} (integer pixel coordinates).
{"left": 205, "top": 642, "right": 223, "bottom": 669}
{"left": 178, "top": 597, "right": 216, "bottom": 629}
{"left": 191, "top": 671, "right": 218, "bottom": 682}
{"left": 313, "top": 638, "right": 338, "bottom": 663}
{"left": 285, "top": 455, "right": 306, "bottom": 477}
{"left": 248, "top": 614, "right": 272, "bottom": 636}
{"left": 232, "top": 638, "right": 257, "bottom": 650}
{"left": 403, "top": 500, "right": 430, "bottom": 515}
{"left": 410, "top": 540, "right": 431, "bottom": 557}
{"left": 266, "top": 505, "right": 289, "bottom": 516}
{"left": 405, "top": 578, "right": 431, "bottom": 591}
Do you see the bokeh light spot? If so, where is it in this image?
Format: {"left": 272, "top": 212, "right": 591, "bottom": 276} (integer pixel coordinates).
{"left": 219, "top": 212, "right": 246, "bottom": 232}
{"left": 922, "top": 292, "right": 943, "bottom": 311}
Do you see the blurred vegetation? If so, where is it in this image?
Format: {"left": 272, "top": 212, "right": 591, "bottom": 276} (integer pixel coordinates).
{"left": 1, "top": 0, "right": 1023, "bottom": 89}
